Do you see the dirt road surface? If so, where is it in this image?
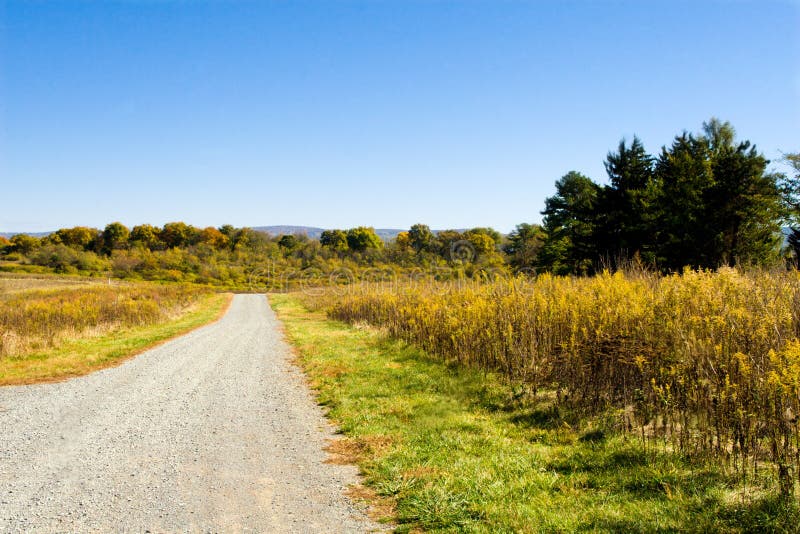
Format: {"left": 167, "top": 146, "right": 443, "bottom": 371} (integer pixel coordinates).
{"left": 0, "top": 294, "right": 378, "bottom": 533}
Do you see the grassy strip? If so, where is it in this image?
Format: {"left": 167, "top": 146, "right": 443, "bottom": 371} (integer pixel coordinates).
{"left": 271, "top": 293, "right": 798, "bottom": 533}
{"left": 0, "top": 292, "right": 231, "bottom": 385}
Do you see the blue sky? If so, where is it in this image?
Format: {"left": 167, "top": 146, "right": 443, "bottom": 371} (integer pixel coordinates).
{"left": 1, "top": 0, "right": 798, "bottom": 233}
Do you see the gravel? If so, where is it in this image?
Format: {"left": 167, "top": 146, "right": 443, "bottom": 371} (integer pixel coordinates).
{"left": 0, "top": 294, "right": 380, "bottom": 533}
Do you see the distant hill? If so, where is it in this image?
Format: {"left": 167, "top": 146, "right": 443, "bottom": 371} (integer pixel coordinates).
{"left": 254, "top": 226, "right": 408, "bottom": 240}
{"left": 253, "top": 226, "right": 472, "bottom": 241}
{"left": 253, "top": 226, "right": 327, "bottom": 239}
{"left": 0, "top": 231, "right": 51, "bottom": 239}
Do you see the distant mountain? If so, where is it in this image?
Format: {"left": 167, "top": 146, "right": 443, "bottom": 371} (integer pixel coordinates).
{"left": 0, "top": 231, "right": 51, "bottom": 239}
{"left": 253, "top": 226, "right": 408, "bottom": 240}
{"left": 253, "top": 226, "right": 326, "bottom": 239}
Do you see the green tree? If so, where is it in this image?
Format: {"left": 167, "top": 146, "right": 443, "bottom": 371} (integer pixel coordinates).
{"left": 598, "top": 137, "right": 658, "bottom": 264}
{"left": 539, "top": 171, "right": 601, "bottom": 274}
{"left": 320, "top": 229, "right": 349, "bottom": 251}
{"left": 278, "top": 234, "right": 298, "bottom": 250}
{"left": 652, "top": 120, "right": 782, "bottom": 269}
{"left": 653, "top": 132, "right": 715, "bottom": 269}
{"left": 161, "top": 222, "right": 197, "bottom": 249}
{"left": 779, "top": 152, "right": 800, "bottom": 260}
{"left": 130, "top": 224, "right": 162, "bottom": 250}
{"left": 505, "top": 223, "right": 545, "bottom": 269}
{"left": 701, "top": 120, "right": 783, "bottom": 266}
{"left": 9, "top": 234, "right": 40, "bottom": 255}
{"left": 346, "top": 227, "right": 383, "bottom": 251}
{"left": 102, "top": 222, "right": 130, "bottom": 254}
{"left": 408, "top": 224, "right": 435, "bottom": 252}
{"left": 433, "top": 230, "right": 464, "bottom": 260}
{"left": 51, "top": 227, "right": 100, "bottom": 250}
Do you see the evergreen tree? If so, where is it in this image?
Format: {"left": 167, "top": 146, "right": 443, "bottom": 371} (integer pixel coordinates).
{"left": 653, "top": 132, "right": 715, "bottom": 269}
{"left": 701, "top": 120, "right": 782, "bottom": 266}
{"left": 539, "top": 171, "right": 601, "bottom": 274}
{"left": 779, "top": 152, "right": 800, "bottom": 260}
{"left": 597, "top": 137, "right": 658, "bottom": 265}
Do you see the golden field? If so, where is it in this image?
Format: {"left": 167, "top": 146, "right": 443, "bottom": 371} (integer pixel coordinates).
{"left": 318, "top": 268, "right": 800, "bottom": 496}
{"left": 0, "top": 277, "right": 207, "bottom": 358}
{"left": 0, "top": 275, "right": 227, "bottom": 384}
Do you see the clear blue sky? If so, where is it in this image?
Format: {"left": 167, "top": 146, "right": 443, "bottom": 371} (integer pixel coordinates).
{"left": 1, "top": 0, "right": 798, "bottom": 233}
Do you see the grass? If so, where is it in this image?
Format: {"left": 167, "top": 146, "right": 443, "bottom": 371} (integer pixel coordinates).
{"left": 271, "top": 293, "right": 800, "bottom": 533}
{"left": 325, "top": 270, "right": 800, "bottom": 494}
{"left": 0, "top": 287, "right": 230, "bottom": 385}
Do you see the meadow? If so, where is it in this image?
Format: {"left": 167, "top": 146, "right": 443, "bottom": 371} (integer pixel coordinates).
{"left": 307, "top": 268, "right": 800, "bottom": 502}
{"left": 0, "top": 274, "right": 228, "bottom": 384}
{"left": 273, "top": 291, "right": 799, "bottom": 532}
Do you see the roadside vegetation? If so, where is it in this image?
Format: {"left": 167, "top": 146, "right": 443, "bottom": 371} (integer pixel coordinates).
{"left": 273, "top": 293, "right": 799, "bottom": 532}
{"left": 323, "top": 269, "right": 800, "bottom": 500}
{"left": 0, "top": 275, "right": 228, "bottom": 384}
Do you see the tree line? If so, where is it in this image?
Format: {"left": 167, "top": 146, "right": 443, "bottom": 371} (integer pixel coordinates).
{"left": 1, "top": 118, "right": 797, "bottom": 284}
{"left": 539, "top": 119, "right": 796, "bottom": 274}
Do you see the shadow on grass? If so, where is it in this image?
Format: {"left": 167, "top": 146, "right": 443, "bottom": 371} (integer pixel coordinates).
{"left": 351, "top": 320, "right": 799, "bottom": 533}
{"left": 581, "top": 494, "right": 800, "bottom": 533}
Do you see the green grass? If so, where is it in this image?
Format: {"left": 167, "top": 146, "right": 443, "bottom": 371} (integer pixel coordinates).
{"left": 270, "top": 293, "right": 800, "bottom": 533}
{"left": 0, "top": 292, "right": 231, "bottom": 385}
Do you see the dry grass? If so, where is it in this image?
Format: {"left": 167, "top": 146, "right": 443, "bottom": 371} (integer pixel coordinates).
{"left": 0, "top": 274, "right": 230, "bottom": 384}
{"left": 320, "top": 268, "right": 800, "bottom": 497}
{"left": 0, "top": 273, "right": 104, "bottom": 294}
{"left": 344, "top": 484, "right": 397, "bottom": 524}
{"left": 272, "top": 292, "right": 800, "bottom": 531}
{"left": 0, "top": 277, "right": 207, "bottom": 358}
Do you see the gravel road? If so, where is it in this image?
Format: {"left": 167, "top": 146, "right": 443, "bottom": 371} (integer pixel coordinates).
{"left": 0, "top": 294, "right": 379, "bottom": 533}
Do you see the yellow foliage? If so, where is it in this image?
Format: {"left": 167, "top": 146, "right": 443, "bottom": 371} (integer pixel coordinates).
{"left": 316, "top": 268, "right": 800, "bottom": 490}
{"left": 0, "top": 282, "right": 207, "bottom": 358}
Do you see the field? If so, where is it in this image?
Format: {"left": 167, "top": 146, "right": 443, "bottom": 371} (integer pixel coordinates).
{"left": 4, "top": 266, "right": 800, "bottom": 529}
{"left": 273, "top": 293, "right": 799, "bottom": 532}
{"left": 0, "top": 274, "right": 230, "bottom": 384}
{"left": 291, "top": 268, "right": 800, "bottom": 515}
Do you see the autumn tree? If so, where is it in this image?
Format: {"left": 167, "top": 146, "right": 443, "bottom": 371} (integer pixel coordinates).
{"left": 9, "top": 234, "right": 40, "bottom": 255}
{"left": 161, "top": 222, "right": 197, "bottom": 249}
{"left": 346, "top": 227, "right": 383, "bottom": 251}
{"left": 102, "top": 222, "right": 130, "bottom": 254}
{"left": 463, "top": 228, "right": 498, "bottom": 257}
{"left": 394, "top": 231, "right": 412, "bottom": 251}
{"left": 50, "top": 226, "right": 100, "bottom": 250}
{"left": 198, "top": 227, "right": 230, "bottom": 249}
{"left": 130, "top": 224, "right": 162, "bottom": 250}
